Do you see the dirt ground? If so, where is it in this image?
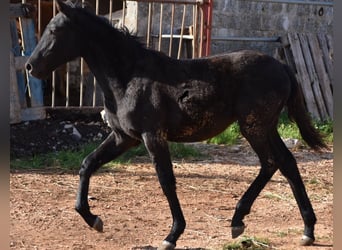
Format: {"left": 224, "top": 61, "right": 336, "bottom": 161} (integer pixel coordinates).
{"left": 10, "top": 117, "right": 333, "bottom": 250}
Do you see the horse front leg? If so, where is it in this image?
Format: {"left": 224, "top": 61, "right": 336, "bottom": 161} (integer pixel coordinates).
{"left": 75, "top": 131, "right": 139, "bottom": 232}
{"left": 142, "top": 132, "right": 186, "bottom": 250}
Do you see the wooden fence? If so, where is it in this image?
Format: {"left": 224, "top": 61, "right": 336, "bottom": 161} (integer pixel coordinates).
{"left": 10, "top": 0, "right": 212, "bottom": 125}
{"left": 10, "top": 3, "right": 46, "bottom": 124}
{"left": 278, "top": 32, "right": 333, "bottom": 121}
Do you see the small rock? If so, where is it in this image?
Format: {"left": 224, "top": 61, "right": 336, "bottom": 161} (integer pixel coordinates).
{"left": 64, "top": 124, "right": 74, "bottom": 129}
{"left": 72, "top": 127, "right": 82, "bottom": 140}
{"left": 283, "top": 138, "right": 301, "bottom": 149}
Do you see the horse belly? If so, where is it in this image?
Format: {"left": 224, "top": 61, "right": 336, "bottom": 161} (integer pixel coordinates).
{"left": 167, "top": 110, "right": 234, "bottom": 142}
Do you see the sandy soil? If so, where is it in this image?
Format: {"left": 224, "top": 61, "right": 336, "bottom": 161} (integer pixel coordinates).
{"left": 10, "top": 132, "right": 333, "bottom": 250}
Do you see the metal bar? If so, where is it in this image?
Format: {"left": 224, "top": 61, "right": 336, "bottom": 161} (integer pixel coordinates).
{"left": 93, "top": 0, "right": 100, "bottom": 107}
{"left": 37, "top": 0, "right": 41, "bottom": 39}
{"left": 199, "top": 6, "right": 203, "bottom": 57}
{"left": 158, "top": 3, "right": 163, "bottom": 51}
{"left": 52, "top": 0, "right": 57, "bottom": 107}
{"left": 66, "top": 62, "right": 70, "bottom": 107}
{"left": 146, "top": 2, "right": 153, "bottom": 47}
{"left": 192, "top": 5, "right": 197, "bottom": 58}
{"left": 161, "top": 34, "right": 194, "bottom": 39}
{"left": 168, "top": 3, "right": 175, "bottom": 57}
{"left": 177, "top": 4, "right": 187, "bottom": 59}
{"left": 248, "top": 0, "right": 333, "bottom": 6}
{"left": 79, "top": 59, "right": 84, "bottom": 107}
{"left": 211, "top": 36, "right": 281, "bottom": 42}
{"left": 108, "top": 0, "right": 113, "bottom": 24}
{"left": 80, "top": 0, "right": 86, "bottom": 107}
{"left": 127, "top": 0, "right": 204, "bottom": 4}
{"left": 122, "top": 1, "right": 126, "bottom": 27}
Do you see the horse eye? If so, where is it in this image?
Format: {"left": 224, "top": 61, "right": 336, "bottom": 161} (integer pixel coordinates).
{"left": 49, "top": 28, "right": 58, "bottom": 35}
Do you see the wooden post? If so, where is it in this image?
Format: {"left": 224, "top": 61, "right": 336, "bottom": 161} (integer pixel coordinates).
{"left": 200, "top": 0, "right": 213, "bottom": 57}
{"left": 20, "top": 16, "right": 44, "bottom": 107}
{"left": 10, "top": 51, "right": 22, "bottom": 124}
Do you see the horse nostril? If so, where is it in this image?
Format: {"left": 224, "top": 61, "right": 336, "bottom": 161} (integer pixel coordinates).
{"left": 25, "top": 63, "right": 32, "bottom": 72}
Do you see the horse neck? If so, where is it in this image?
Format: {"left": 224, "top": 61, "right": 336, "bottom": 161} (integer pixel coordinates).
{"left": 81, "top": 27, "right": 140, "bottom": 96}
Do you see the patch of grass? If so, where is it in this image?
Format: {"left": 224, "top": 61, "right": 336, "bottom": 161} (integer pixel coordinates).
{"left": 308, "top": 177, "right": 320, "bottom": 185}
{"left": 10, "top": 142, "right": 100, "bottom": 171}
{"left": 114, "top": 142, "right": 204, "bottom": 164}
{"left": 10, "top": 142, "right": 202, "bottom": 171}
{"left": 206, "top": 122, "right": 241, "bottom": 145}
{"left": 275, "top": 228, "right": 302, "bottom": 239}
{"left": 263, "top": 192, "right": 284, "bottom": 202}
{"left": 206, "top": 112, "right": 333, "bottom": 146}
{"left": 223, "top": 236, "right": 271, "bottom": 250}
{"left": 277, "top": 113, "right": 333, "bottom": 144}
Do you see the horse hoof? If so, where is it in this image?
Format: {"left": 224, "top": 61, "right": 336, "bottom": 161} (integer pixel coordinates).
{"left": 300, "top": 235, "right": 314, "bottom": 246}
{"left": 231, "top": 225, "right": 245, "bottom": 239}
{"left": 92, "top": 216, "right": 103, "bottom": 232}
{"left": 157, "top": 240, "right": 176, "bottom": 250}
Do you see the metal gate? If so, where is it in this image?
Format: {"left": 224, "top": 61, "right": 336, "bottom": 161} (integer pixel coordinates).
{"left": 10, "top": 0, "right": 213, "bottom": 118}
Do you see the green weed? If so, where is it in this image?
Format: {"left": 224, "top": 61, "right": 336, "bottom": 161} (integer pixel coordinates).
{"left": 223, "top": 236, "right": 272, "bottom": 250}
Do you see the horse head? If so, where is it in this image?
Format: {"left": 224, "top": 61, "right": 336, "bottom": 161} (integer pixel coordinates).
{"left": 26, "top": 0, "right": 85, "bottom": 79}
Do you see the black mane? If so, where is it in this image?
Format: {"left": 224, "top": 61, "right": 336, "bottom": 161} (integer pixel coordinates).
{"left": 64, "top": 0, "right": 145, "bottom": 49}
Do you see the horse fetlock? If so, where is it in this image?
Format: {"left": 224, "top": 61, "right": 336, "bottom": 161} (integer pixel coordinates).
{"left": 231, "top": 225, "right": 246, "bottom": 239}
{"left": 300, "top": 235, "right": 314, "bottom": 246}
{"left": 157, "top": 240, "right": 176, "bottom": 250}
{"left": 92, "top": 216, "right": 104, "bottom": 232}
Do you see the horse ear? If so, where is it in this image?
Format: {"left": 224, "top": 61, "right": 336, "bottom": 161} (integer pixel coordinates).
{"left": 56, "top": 0, "right": 72, "bottom": 16}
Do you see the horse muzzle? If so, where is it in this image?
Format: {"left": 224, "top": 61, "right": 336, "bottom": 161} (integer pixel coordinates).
{"left": 25, "top": 60, "right": 49, "bottom": 79}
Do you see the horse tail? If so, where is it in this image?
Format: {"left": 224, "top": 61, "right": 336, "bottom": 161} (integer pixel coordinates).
{"left": 284, "top": 65, "right": 327, "bottom": 151}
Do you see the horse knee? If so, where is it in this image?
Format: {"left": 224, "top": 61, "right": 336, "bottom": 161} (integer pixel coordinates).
{"left": 79, "top": 154, "right": 98, "bottom": 177}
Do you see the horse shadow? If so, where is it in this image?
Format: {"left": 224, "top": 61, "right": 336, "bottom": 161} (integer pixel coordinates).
{"left": 132, "top": 247, "right": 207, "bottom": 250}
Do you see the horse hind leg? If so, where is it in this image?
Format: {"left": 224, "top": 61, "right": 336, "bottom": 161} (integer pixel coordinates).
{"left": 75, "top": 131, "right": 139, "bottom": 232}
{"left": 234, "top": 120, "right": 316, "bottom": 246}
{"left": 231, "top": 125, "right": 279, "bottom": 238}
{"left": 274, "top": 136, "right": 316, "bottom": 246}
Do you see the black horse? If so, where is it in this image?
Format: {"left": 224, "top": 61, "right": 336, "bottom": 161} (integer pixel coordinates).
{"left": 26, "top": 1, "right": 327, "bottom": 249}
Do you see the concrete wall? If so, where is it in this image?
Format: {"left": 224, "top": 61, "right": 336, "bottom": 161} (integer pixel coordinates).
{"left": 211, "top": 0, "right": 333, "bottom": 55}
{"left": 125, "top": 0, "right": 333, "bottom": 57}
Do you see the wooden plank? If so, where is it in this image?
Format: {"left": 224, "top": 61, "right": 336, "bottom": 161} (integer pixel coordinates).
{"left": 10, "top": 52, "right": 22, "bottom": 124}
{"left": 10, "top": 3, "right": 36, "bottom": 19}
{"left": 287, "top": 33, "right": 321, "bottom": 119}
{"left": 20, "top": 17, "right": 44, "bottom": 107}
{"left": 21, "top": 107, "right": 46, "bottom": 121}
{"left": 10, "top": 18, "right": 27, "bottom": 108}
{"left": 317, "top": 33, "right": 333, "bottom": 86}
{"left": 14, "top": 56, "right": 30, "bottom": 70}
{"left": 307, "top": 33, "right": 333, "bottom": 118}
{"left": 298, "top": 33, "right": 328, "bottom": 120}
